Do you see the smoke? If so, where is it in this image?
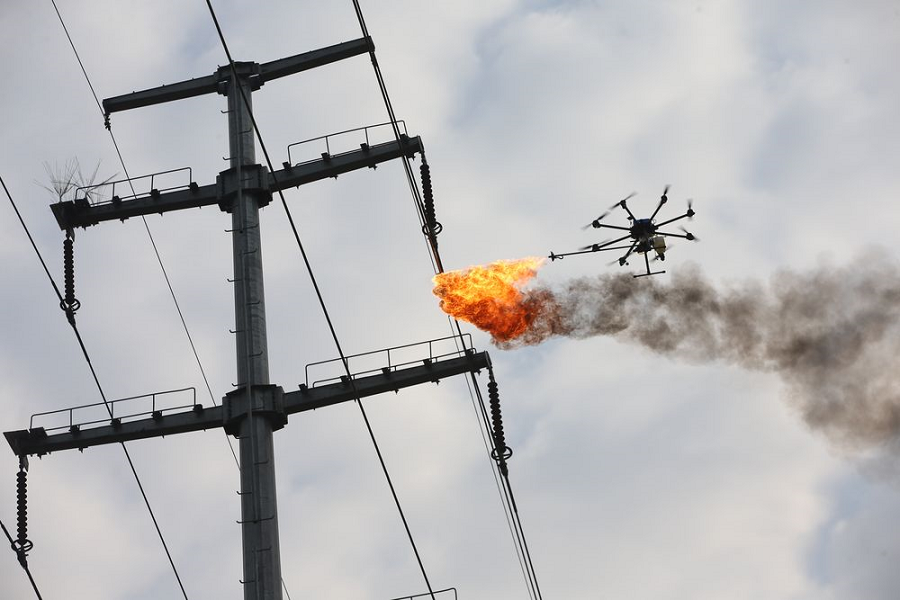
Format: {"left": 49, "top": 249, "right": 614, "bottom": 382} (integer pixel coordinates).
{"left": 502, "top": 255, "right": 900, "bottom": 451}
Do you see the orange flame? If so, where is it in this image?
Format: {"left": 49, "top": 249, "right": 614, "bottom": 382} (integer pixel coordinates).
{"left": 432, "top": 257, "right": 547, "bottom": 342}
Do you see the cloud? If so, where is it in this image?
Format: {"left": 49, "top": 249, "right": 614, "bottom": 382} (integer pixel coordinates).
{"left": 3, "top": 2, "right": 900, "bottom": 599}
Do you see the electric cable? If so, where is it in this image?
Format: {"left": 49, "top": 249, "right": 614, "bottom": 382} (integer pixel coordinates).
{"left": 48, "top": 3, "right": 296, "bottom": 597}
{"left": 1, "top": 516, "right": 44, "bottom": 600}
{"left": 202, "top": 2, "right": 438, "bottom": 598}
{"left": 347, "top": 2, "right": 545, "bottom": 597}
{"left": 350, "top": 0, "right": 443, "bottom": 274}
{"left": 3, "top": 174, "right": 191, "bottom": 600}
{"left": 47, "top": 2, "right": 299, "bottom": 594}
{"left": 48, "top": 0, "right": 241, "bottom": 470}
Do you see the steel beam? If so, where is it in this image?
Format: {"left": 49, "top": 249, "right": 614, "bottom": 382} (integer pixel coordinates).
{"left": 4, "top": 351, "right": 490, "bottom": 456}
{"left": 102, "top": 38, "right": 372, "bottom": 115}
{"left": 270, "top": 134, "right": 423, "bottom": 192}
{"left": 283, "top": 351, "right": 489, "bottom": 414}
{"left": 49, "top": 136, "right": 424, "bottom": 230}
{"left": 4, "top": 406, "right": 224, "bottom": 456}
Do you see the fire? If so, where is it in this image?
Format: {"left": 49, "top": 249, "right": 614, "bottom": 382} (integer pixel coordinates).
{"left": 432, "top": 257, "right": 547, "bottom": 342}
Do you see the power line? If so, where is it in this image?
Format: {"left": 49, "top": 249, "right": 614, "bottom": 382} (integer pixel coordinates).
{"left": 47, "top": 0, "right": 241, "bottom": 470}
{"left": 346, "top": 0, "right": 548, "bottom": 594}
{"left": 349, "top": 0, "right": 442, "bottom": 274}
{"left": 1, "top": 517, "right": 45, "bottom": 600}
{"left": 3, "top": 173, "right": 191, "bottom": 600}
{"left": 202, "top": 2, "right": 439, "bottom": 598}
{"left": 347, "top": 2, "right": 544, "bottom": 597}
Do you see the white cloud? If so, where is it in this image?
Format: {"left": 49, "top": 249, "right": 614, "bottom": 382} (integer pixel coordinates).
{"left": 3, "top": 1, "right": 899, "bottom": 599}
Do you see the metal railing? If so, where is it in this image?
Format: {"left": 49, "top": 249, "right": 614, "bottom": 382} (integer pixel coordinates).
{"left": 304, "top": 334, "right": 474, "bottom": 388}
{"left": 75, "top": 167, "right": 195, "bottom": 206}
{"left": 29, "top": 387, "right": 197, "bottom": 432}
{"left": 286, "top": 120, "right": 408, "bottom": 166}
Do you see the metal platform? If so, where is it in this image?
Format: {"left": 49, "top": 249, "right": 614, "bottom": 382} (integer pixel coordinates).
{"left": 5, "top": 338, "right": 488, "bottom": 457}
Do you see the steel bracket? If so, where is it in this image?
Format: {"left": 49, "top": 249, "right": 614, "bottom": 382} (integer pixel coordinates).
{"left": 217, "top": 164, "right": 272, "bottom": 212}
{"left": 222, "top": 384, "right": 287, "bottom": 436}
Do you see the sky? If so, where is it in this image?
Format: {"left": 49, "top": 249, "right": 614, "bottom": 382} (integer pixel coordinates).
{"left": 2, "top": 1, "right": 900, "bottom": 599}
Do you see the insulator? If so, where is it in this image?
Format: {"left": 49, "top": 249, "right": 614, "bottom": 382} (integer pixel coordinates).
{"left": 64, "top": 238, "right": 74, "bottom": 305}
{"left": 13, "top": 467, "right": 33, "bottom": 558}
{"left": 60, "top": 234, "right": 80, "bottom": 323}
{"left": 487, "top": 368, "right": 512, "bottom": 476}
{"left": 420, "top": 161, "right": 443, "bottom": 237}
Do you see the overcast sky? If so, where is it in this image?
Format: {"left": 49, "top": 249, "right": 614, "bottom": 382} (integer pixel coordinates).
{"left": 3, "top": 1, "right": 900, "bottom": 599}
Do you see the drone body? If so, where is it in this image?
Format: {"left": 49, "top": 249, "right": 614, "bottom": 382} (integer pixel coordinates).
{"left": 549, "top": 186, "right": 698, "bottom": 278}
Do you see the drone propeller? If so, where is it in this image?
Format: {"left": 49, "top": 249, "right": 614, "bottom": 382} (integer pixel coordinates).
{"left": 616, "top": 191, "right": 637, "bottom": 208}
{"left": 582, "top": 192, "right": 636, "bottom": 228}
{"left": 679, "top": 226, "right": 699, "bottom": 241}
{"left": 581, "top": 210, "right": 611, "bottom": 229}
{"left": 686, "top": 198, "right": 695, "bottom": 219}
{"left": 660, "top": 184, "right": 670, "bottom": 203}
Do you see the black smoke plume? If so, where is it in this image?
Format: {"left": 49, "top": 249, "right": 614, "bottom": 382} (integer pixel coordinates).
{"left": 504, "top": 255, "right": 900, "bottom": 451}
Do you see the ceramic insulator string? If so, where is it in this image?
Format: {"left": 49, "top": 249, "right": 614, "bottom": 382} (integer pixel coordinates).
{"left": 14, "top": 466, "right": 33, "bottom": 561}
{"left": 60, "top": 234, "right": 80, "bottom": 324}
{"left": 487, "top": 367, "right": 513, "bottom": 476}
{"left": 420, "top": 160, "right": 442, "bottom": 238}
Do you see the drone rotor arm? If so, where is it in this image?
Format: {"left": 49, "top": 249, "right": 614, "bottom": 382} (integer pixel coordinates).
{"left": 655, "top": 230, "right": 697, "bottom": 241}
{"left": 591, "top": 223, "right": 632, "bottom": 232}
{"left": 580, "top": 244, "right": 638, "bottom": 252}
{"left": 593, "top": 234, "right": 633, "bottom": 249}
{"left": 654, "top": 212, "right": 691, "bottom": 228}
{"left": 619, "top": 240, "right": 638, "bottom": 263}
{"left": 620, "top": 203, "right": 638, "bottom": 221}
{"left": 648, "top": 186, "right": 670, "bottom": 221}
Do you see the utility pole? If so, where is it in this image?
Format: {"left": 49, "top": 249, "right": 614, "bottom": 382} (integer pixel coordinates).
{"left": 225, "top": 60, "right": 281, "bottom": 599}
{"left": 6, "top": 38, "right": 491, "bottom": 600}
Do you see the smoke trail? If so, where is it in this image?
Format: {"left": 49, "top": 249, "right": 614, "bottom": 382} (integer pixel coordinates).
{"left": 501, "top": 255, "right": 900, "bottom": 451}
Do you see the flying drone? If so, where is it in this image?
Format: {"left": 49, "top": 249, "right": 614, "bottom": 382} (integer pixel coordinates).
{"left": 548, "top": 186, "right": 698, "bottom": 278}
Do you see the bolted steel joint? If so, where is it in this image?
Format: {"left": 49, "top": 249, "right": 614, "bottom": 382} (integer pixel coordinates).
{"left": 222, "top": 384, "right": 287, "bottom": 436}
{"left": 216, "top": 164, "right": 272, "bottom": 212}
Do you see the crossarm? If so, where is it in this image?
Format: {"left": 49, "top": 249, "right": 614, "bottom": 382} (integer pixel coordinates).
{"left": 5, "top": 350, "right": 489, "bottom": 456}
{"left": 50, "top": 136, "right": 424, "bottom": 230}
{"left": 103, "top": 38, "right": 372, "bottom": 115}
{"left": 283, "top": 351, "right": 489, "bottom": 414}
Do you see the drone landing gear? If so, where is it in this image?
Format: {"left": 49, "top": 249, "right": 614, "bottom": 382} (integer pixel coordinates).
{"left": 633, "top": 252, "right": 665, "bottom": 278}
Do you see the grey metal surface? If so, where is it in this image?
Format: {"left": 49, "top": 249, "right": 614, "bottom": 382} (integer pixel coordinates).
{"left": 4, "top": 352, "right": 490, "bottom": 456}
{"left": 9, "top": 31, "right": 446, "bottom": 600}
{"left": 102, "top": 38, "right": 371, "bottom": 115}
{"left": 224, "top": 71, "right": 283, "bottom": 600}
{"left": 49, "top": 136, "right": 423, "bottom": 230}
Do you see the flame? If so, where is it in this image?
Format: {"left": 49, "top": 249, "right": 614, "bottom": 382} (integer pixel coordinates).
{"left": 432, "top": 257, "right": 548, "bottom": 342}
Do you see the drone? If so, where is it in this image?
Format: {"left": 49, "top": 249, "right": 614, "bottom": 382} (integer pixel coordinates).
{"left": 548, "top": 186, "right": 698, "bottom": 278}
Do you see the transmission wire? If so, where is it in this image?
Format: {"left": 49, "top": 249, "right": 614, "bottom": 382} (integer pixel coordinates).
{"left": 202, "top": 2, "right": 439, "bottom": 598}
{"left": 348, "top": 2, "right": 544, "bottom": 597}
{"left": 47, "top": 2, "right": 307, "bottom": 596}
{"left": 48, "top": 0, "right": 240, "bottom": 471}
{"left": 2, "top": 174, "right": 191, "bottom": 600}
{"left": 1, "top": 516, "right": 45, "bottom": 599}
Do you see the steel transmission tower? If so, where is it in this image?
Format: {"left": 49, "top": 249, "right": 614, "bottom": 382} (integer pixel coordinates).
{"left": 6, "top": 37, "right": 489, "bottom": 600}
